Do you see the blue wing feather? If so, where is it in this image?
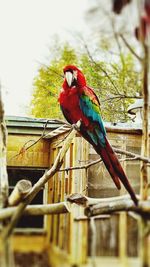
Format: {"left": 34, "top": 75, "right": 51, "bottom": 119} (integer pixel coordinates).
{"left": 79, "top": 87, "right": 106, "bottom": 147}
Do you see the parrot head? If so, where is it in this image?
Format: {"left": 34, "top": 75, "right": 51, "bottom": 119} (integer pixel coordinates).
{"left": 63, "top": 65, "right": 86, "bottom": 89}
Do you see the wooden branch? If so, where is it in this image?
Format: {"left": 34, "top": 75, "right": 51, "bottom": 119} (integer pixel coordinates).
{"left": 0, "top": 202, "right": 70, "bottom": 221}
{"left": 59, "top": 148, "right": 150, "bottom": 174}
{"left": 35, "top": 60, "right": 64, "bottom": 79}
{"left": 85, "top": 199, "right": 150, "bottom": 219}
{"left": 8, "top": 180, "right": 32, "bottom": 206}
{"left": 102, "top": 94, "right": 142, "bottom": 102}
{"left": 114, "top": 148, "right": 150, "bottom": 164}
{"left": 59, "top": 158, "right": 102, "bottom": 172}
{"left": 67, "top": 193, "right": 140, "bottom": 206}
{"left": 2, "top": 121, "right": 80, "bottom": 241}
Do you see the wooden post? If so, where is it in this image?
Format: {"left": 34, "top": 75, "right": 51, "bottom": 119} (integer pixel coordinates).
{"left": 0, "top": 86, "right": 14, "bottom": 267}
{"left": 119, "top": 212, "right": 127, "bottom": 265}
{"left": 139, "top": 10, "right": 150, "bottom": 266}
{"left": 140, "top": 44, "right": 149, "bottom": 201}
{"left": 0, "top": 88, "right": 8, "bottom": 209}
{"left": 90, "top": 217, "right": 96, "bottom": 267}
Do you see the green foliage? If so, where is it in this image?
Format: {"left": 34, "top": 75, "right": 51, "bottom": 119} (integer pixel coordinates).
{"left": 31, "top": 40, "right": 142, "bottom": 123}
{"left": 80, "top": 53, "right": 141, "bottom": 122}
{"left": 31, "top": 43, "right": 78, "bottom": 118}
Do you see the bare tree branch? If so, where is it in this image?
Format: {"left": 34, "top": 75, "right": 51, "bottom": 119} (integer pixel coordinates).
{"left": 114, "top": 148, "right": 150, "bottom": 164}
{"left": 36, "top": 60, "right": 64, "bottom": 79}
{"left": 83, "top": 43, "right": 120, "bottom": 93}
{"left": 102, "top": 94, "right": 142, "bottom": 102}
{"left": 10, "top": 119, "right": 58, "bottom": 160}
{"left": 59, "top": 147, "right": 150, "bottom": 174}
{"left": 119, "top": 33, "right": 143, "bottom": 62}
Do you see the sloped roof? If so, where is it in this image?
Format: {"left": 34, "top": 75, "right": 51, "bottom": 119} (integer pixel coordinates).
{"left": 5, "top": 115, "right": 143, "bottom": 136}
{"left": 5, "top": 115, "right": 66, "bottom": 135}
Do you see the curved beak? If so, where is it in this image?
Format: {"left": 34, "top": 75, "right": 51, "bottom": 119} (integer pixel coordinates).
{"left": 65, "top": 71, "right": 73, "bottom": 87}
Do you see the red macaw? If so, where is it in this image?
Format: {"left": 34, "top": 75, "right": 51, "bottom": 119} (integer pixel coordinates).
{"left": 58, "top": 65, "right": 138, "bottom": 205}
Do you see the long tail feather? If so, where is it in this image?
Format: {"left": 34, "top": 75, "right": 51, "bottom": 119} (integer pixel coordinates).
{"left": 80, "top": 128, "right": 138, "bottom": 205}
{"left": 97, "top": 138, "right": 138, "bottom": 205}
{"left": 99, "top": 148, "right": 121, "bottom": 190}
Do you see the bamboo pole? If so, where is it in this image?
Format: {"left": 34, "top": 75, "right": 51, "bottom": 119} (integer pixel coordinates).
{"left": 0, "top": 202, "right": 70, "bottom": 221}
{"left": 2, "top": 121, "right": 80, "bottom": 241}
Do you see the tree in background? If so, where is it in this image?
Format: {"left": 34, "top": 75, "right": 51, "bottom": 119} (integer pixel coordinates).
{"left": 31, "top": 43, "right": 78, "bottom": 119}
{"left": 31, "top": 37, "right": 142, "bottom": 122}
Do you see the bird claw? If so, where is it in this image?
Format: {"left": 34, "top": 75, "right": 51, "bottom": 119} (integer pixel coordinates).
{"left": 72, "top": 120, "right": 81, "bottom": 131}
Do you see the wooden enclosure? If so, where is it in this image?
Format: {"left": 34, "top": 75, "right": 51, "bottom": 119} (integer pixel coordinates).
{"left": 2, "top": 116, "right": 150, "bottom": 267}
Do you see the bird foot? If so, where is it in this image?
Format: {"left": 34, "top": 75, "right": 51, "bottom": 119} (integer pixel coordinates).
{"left": 72, "top": 120, "right": 81, "bottom": 131}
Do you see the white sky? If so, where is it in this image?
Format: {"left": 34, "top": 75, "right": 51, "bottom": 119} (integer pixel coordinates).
{"left": 0, "top": 0, "right": 88, "bottom": 116}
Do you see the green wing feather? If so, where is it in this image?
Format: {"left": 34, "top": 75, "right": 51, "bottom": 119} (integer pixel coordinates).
{"left": 79, "top": 86, "right": 106, "bottom": 147}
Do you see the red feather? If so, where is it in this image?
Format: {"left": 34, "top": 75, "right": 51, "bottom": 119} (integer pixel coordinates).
{"left": 99, "top": 138, "right": 138, "bottom": 205}
{"left": 59, "top": 65, "right": 138, "bottom": 206}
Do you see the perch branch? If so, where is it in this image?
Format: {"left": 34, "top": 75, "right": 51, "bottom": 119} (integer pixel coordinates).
{"left": 67, "top": 193, "right": 141, "bottom": 206}
{"left": 59, "top": 147, "right": 150, "bottom": 174}
{"left": 84, "top": 199, "right": 150, "bottom": 219}
{"left": 2, "top": 121, "right": 80, "bottom": 241}
{"left": 8, "top": 180, "right": 32, "bottom": 206}
{"left": 0, "top": 202, "right": 70, "bottom": 221}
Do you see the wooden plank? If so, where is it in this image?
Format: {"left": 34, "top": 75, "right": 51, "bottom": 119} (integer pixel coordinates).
{"left": 12, "top": 235, "right": 47, "bottom": 253}
{"left": 69, "top": 136, "right": 89, "bottom": 264}
{"left": 7, "top": 135, "right": 49, "bottom": 167}
{"left": 127, "top": 215, "right": 138, "bottom": 257}
{"left": 119, "top": 212, "right": 127, "bottom": 260}
{"left": 46, "top": 146, "right": 55, "bottom": 244}
{"left": 52, "top": 148, "right": 58, "bottom": 246}
{"left": 44, "top": 125, "right": 71, "bottom": 139}
{"left": 47, "top": 244, "right": 71, "bottom": 267}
